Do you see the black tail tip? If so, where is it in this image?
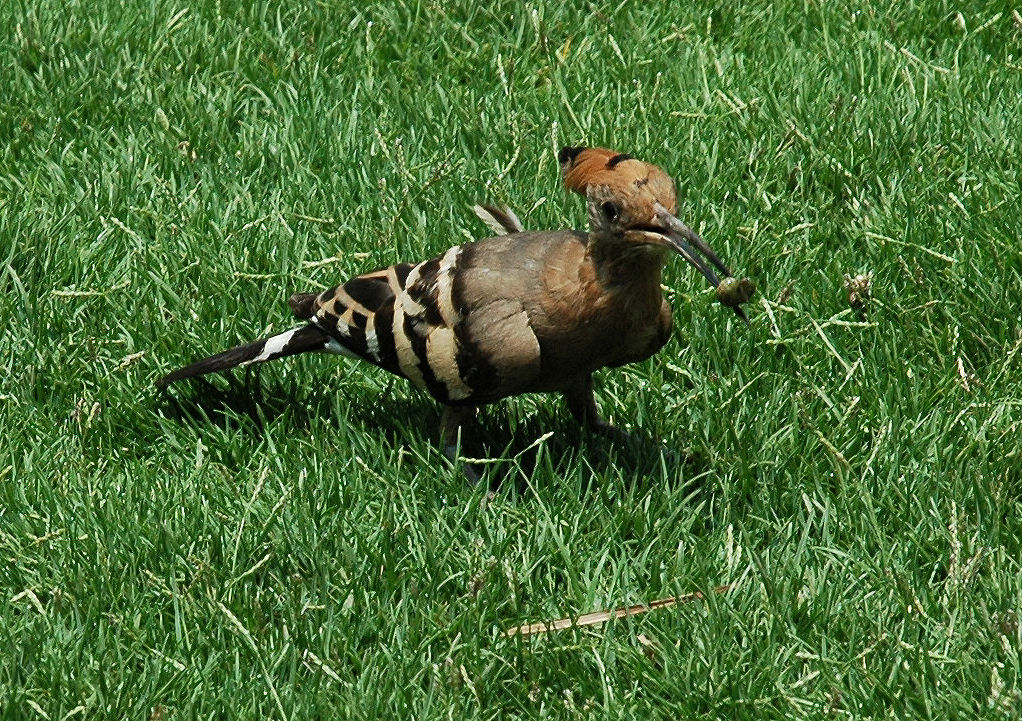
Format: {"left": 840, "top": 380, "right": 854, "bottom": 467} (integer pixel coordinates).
{"left": 155, "top": 371, "right": 182, "bottom": 388}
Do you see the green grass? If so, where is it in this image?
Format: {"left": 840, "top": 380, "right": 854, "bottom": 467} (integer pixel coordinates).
{"left": 2, "top": 0, "right": 1021, "bottom": 717}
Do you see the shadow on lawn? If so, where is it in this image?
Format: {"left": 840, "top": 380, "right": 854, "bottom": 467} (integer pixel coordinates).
{"left": 459, "top": 409, "right": 709, "bottom": 496}
{"left": 153, "top": 368, "right": 709, "bottom": 495}
{"left": 154, "top": 367, "right": 429, "bottom": 443}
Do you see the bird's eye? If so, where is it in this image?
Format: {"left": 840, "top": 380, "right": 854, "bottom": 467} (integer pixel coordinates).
{"left": 601, "top": 202, "right": 619, "bottom": 222}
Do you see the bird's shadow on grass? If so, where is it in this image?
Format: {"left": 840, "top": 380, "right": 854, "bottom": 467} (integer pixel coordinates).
{"left": 466, "top": 408, "right": 710, "bottom": 496}
{"left": 156, "top": 372, "right": 315, "bottom": 431}
{"left": 154, "top": 370, "right": 431, "bottom": 447}
{"left": 154, "top": 371, "right": 710, "bottom": 497}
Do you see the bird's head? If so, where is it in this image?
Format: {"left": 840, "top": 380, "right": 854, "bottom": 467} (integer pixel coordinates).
{"left": 558, "top": 146, "right": 734, "bottom": 290}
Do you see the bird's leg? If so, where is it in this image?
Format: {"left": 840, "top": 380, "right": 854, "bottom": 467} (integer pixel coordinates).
{"left": 440, "top": 405, "right": 482, "bottom": 484}
{"left": 564, "top": 374, "right": 630, "bottom": 440}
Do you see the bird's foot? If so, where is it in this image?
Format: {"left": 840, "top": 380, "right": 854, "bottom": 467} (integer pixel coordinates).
{"left": 586, "top": 417, "right": 635, "bottom": 444}
{"left": 440, "top": 405, "right": 484, "bottom": 485}
{"left": 443, "top": 444, "right": 483, "bottom": 485}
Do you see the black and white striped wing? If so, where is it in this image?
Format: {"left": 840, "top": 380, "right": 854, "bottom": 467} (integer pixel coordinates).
{"left": 309, "top": 242, "right": 541, "bottom": 405}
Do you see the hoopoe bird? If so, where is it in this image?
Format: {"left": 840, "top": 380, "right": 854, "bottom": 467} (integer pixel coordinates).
{"left": 158, "top": 147, "right": 751, "bottom": 472}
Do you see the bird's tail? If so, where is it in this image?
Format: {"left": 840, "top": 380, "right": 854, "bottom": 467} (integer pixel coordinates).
{"left": 157, "top": 324, "right": 331, "bottom": 387}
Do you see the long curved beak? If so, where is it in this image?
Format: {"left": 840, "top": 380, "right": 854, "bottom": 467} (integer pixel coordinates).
{"left": 652, "top": 203, "right": 750, "bottom": 325}
{"left": 653, "top": 203, "right": 732, "bottom": 287}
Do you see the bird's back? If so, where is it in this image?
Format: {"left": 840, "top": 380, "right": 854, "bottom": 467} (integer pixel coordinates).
{"left": 297, "top": 231, "right": 586, "bottom": 404}
{"left": 301, "top": 229, "right": 669, "bottom": 403}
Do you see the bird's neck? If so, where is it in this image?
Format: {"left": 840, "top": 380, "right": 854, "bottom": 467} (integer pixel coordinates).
{"left": 587, "top": 238, "right": 668, "bottom": 291}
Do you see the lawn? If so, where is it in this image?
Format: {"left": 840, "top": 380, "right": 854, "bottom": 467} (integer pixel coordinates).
{"left": 2, "top": 0, "right": 1021, "bottom": 718}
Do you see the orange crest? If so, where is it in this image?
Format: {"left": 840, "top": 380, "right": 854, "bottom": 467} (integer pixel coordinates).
{"left": 558, "top": 147, "right": 677, "bottom": 215}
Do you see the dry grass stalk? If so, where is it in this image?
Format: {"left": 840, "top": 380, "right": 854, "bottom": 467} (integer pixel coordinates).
{"left": 503, "top": 584, "right": 733, "bottom": 637}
